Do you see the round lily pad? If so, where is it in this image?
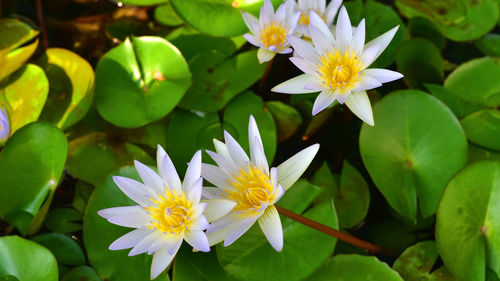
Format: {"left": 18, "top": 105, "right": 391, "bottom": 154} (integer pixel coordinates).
{"left": 95, "top": 36, "right": 191, "bottom": 128}
{"left": 61, "top": 266, "right": 102, "bottom": 281}
{"left": 172, "top": 245, "right": 230, "bottom": 281}
{"left": 154, "top": 3, "right": 184, "bottom": 26}
{"left": 0, "top": 236, "right": 58, "bottom": 281}
{"left": 0, "top": 19, "right": 39, "bottom": 81}
{"left": 37, "top": 48, "right": 95, "bottom": 130}
{"left": 359, "top": 90, "right": 467, "bottom": 222}
{"left": 461, "top": 109, "right": 500, "bottom": 151}
{"left": 265, "top": 101, "right": 302, "bottom": 142}
{"left": 0, "top": 122, "right": 67, "bottom": 234}
{"left": 436, "top": 161, "right": 500, "bottom": 281}
{"left": 31, "top": 233, "right": 86, "bottom": 266}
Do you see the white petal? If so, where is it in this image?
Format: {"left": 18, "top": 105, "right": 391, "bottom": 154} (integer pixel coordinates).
{"left": 206, "top": 213, "right": 240, "bottom": 233}
{"left": 150, "top": 244, "right": 176, "bottom": 279}
{"left": 362, "top": 68, "right": 403, "bottom": 83}
{"left": 202, "top": 186, "right": 226, "bottom": 200}
{"left": 163, "top": 235, "right": 183, "bottom": 255}
{"left": 272, "top": 74, "right": 318, "bottom": 94}
{"left": 288, "top": 37, "right": 319, "bottom": 64}
{"left": 309, "top": 20, "right": 334, "bottom": 53}
{"left": 277, "top": 144, "right": 320, "bottom": 190}
{"left": 159, "top": 153, "right": 182, "bottom": 193}
{"left": 109, "top": 228, "right": 154, "bottom": 250}
{"left": 148, "top": 237, "right": 167, "bottom": 255}
{"left": 134, "top": 160, "right": 164, "bottom": 194}
{"left": 207, "top": 226, "right": 231, "bottom": 246}
{"left": 312, "top": 90, "right": 336, "bottom": 115}
{"left": 183, "top": 150, "right": 202, "bottom": 194}
{"left": 248, "top": 115, "right": 268, "bottom": 173}
{"left": 108, "top": 211, "right": 151, "bottom": 228}
{"left": 275, "top": 0, "right": 287, "bottom": 22}
{"left": 304, "top": 79, "right": 325, "bottom": 92}
{"left": 351, "top": 19, "right": 365, "bottom": 54}
{"left": 289, "top": 57, "right": 317, "bottom": 75}
{"left": 278, "top": 47, "right": 293, "bottom": 54}
{"left": 258, "top": 48, "right": 276, "bottom": 63}
{"left": 98, "top": 206, "right": 143, "bottom": 220}
{"left": 206, "top": 150, "right": 238, "bottom": 177}
{"left": 224, "top": 131, "right": 251, "bottom": 168}
{"left": 258, "top": 205, "right": 283, "bottom": 251}
{"left": 129, "top": 231, "right": 163, "bottom": 256}
{"left": 260, "top": 0, "right": 274, "bottom": 28}
{"left": 361, "top": 44, "right": 381, "bottom": 68}
{"left": 335, "top": 6, "right": 352, "bottom": 53}
{"left": 359, "top": 75, "right": 382, "bottom": 91}
{"left": 190, "top": 214, "right": 209, "bottom": 230}
{"left": 187, "top": 177, "right": 203, "bottom": 204}
{"left": 365, "top": 25, "right": 399, "bottom": 65}
{"left": 325, "top": 0, "right": 342, "bottom": 24}
{"left": 191, "top": 202, "right": 207, "bottom": 220}
{"left": 345, "top": 90, "right": 374, "bottom": 126}
{"left": 243, "top": 33, "right": 260, "bottom": 47}
{"left": 201, "top": 163, "right": 235, "bottom": 191}
{"left": 335, "top": 91, "right": 350, "bottom": 104}
{"left": 185, "top": 230, "right": 210, "bottom": 252}
{"left": 202, "top": 199, "right": 237, "bottom": 222}
{"left": 241, "top": 11, "right": 259, "bottom": 34}
{"left": 112, "top": 176, "right": 152, "bottom": 206}
{"left": 309, "top": 12, "right": 336, "bottom": 45}
{"left": 272, "top": 184, "right": 285, "bottom": 204}
{"left": 213, "top": 139, "right": 231, "bottom": 160}
{"left": 224, "top": 216, "right": 259, "bottom": 246}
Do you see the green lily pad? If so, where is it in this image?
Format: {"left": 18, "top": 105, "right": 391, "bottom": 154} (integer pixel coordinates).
{"left": 154, "top": 3, "right": 184, "bottom": 26}
{"left": 311, "top": 162, "right": 338, "bottom": 203}
{"left": 0, "top": 64, "right": 49, "bottom": 138}
{"left": 72, "top": 181, "right": 94, "bottom": 214}
{"left": 116, "top": 0, "right": 166, "bottom": 6}
{"left": 172, "top": 245, "right": 230, "bottom": 281}
{"left": 468, "top": 144, "right": 500, "bottom": 164}
{"left": 393, "top": 241, "right": 456, "bottom": 281}
{"left": 395, "top": 0, "right": 498, "bottom": 42}
{"left": 306, "top": 254, "right": 403, "bottom": 281}
{"left": 223, "top": 91, "right": 276, "bottom": 162}
{"left": 37, "top": 48, "right": 95, "bottom": 130}
{"left": 359, "top": 90, "right": 467, "bottom": 222}
{"left": 218, "top": 200, "right": 338, "bottom": 281}
{"left": 95, "top": 36, "right": 191, "bottom": 128}
{"left": 461, "top": 109, "right": 500, "bottom": 151}
{"left": 0, "top": 236, "right": 58, "bottom": 281}
{"left": 170, "top": 0, "right": 264, "bottom": 37}
{"left": 396, "top": 38, "right": 444, "bottom": 89}
{"left": 44, "top": 208, "right": 82, "bottom": 234}
{"left": 475, "top": 34, "right": 500, "bottom": 57}
{"left": 0, "top": 122, "right": 67, "bottom": 234}
{"left": 424, "top": 83, "right": 483, "bottom": 119}
{"left": 83, "top": 166, "right": 170, "bottom": 281}
{"left": 265, "top": 101, "right": 302, "bottom": 142}
{"left": 408, "top": 17, "right": 444, "bottom": 49}
{"left": 178, "top": 50, "right": 266, "bottom": 112}
{"left": 436, "top": 161, "right": 500, "bottom": 281}
{"left": 61, "top": 266, "right": 102, "bottom": 281}
{"left": 0, "top": 19, "right": 39, "bottom": 81}
{"left": 444, "top": 57, "right": 500, "bottom": 108}
{"left": 31, "top": 233, "right": 86, "bottom": 266}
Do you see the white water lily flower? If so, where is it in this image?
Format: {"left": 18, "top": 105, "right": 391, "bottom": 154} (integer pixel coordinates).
{"left": 98, "top": 146, "right": 210, "bottom": 280}
{"left": 0, "top": 107, "right": 10, "bottom": 141}
{"left": 294, "top": 0, "right": 342, "bottom": 37}
{"left": 241, "top": 0, "right": 300, "bottom": 63}
{"left": 201, "top": 115, "right": 319, "bottom": 251}
{"left": 272, "top": 7, "right": 403, "bottom": 126}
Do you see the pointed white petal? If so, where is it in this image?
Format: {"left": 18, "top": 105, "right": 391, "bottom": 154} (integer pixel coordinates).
{"left": 325, "top": 0, "right": 342, "bottom": 24}
{"left": 258, "top": 48, "right": 276, "bottom": 64}
{"left": 260, "top": 0, "right": 274, "bottom": 27}
{"left": 201, "top": 163, "right": 234, "bottom": 191}
{"left": 359, "top": 75, "right": 382, "bottom": 91}
{"left": 190, "top": 214, "right": 209, "bottom": 231}
{"left": 309, "top": 22, "right": 334, "bottom": 53}
{"left": 207, "top": 226, "right": 231, "bottom": 246}
{"left": 148, "top": 236, "right": 167, "bottom": 255}
{"left": 134, "top": 160, "right": 164, "bottom": 194}
{"left": 243, "top": 33, "right": 260, "bottom": 47}
{"left": 224, "top": 131, "right": 251, "bottom": 168}
{"left": 109, "top": 228, "right": 154, "bottom": 250}
{"left": 361, "top": 44, "right": 381, "bottom": 68}
{"left": 206, "top": 213, "right": 240, "bottom": 233}
{"left": 351, "top": 19, "right": 366, "bottom": 54}
{"left": 206, "top": 150, "right": 238, "bottom": 176}
{"left": 304, "top": 79, "right": 325, "bottom": 92}
{"left": 159, "top": 154, "right": 182, "bottom": 193}
{"left": 275, "top": 1, "right": 287, "bottom": 22}
{"left": 213, "top": 139, "right": 231, "bottom": 160}
{"left": 335, "top": 6, "right": 352, "bottom": 53}
{"left": 272, "top": 184, "right": 285, "bottom": 204}
{"left": 277, "top": 144, "right": 320, "bottom": 190}
{"left": 108, "top": 210, "right": 150, "bottom": 228}
{"left": 129, "top": 231, "right": 163, "bottom": 256}
{"left": 224, "top": 216, "right": 259, "bottom": 246}
{"left": 312, "top": 90, "right": 336, "bottom": 115}
{"left": 272, "top": 74, "right": 318, "bottom": 94}
{"left": 365, "top": 25, "right": 399, "bottom": 64}
{"left": 163, "top": 235, "right": 183, "bottom": 255}
{"left": 241, "top": 11, "right": 259, "bottom": 34}
{"left": 98, "top": 206, "right": 143, "bottom": 220}
{"left": 309, "top": 11, "right": 336, "bottom": 46}
{"left": 288, "top": 37, "right": 320, "bottom": 64}
{"left": 258, "top": 205, "right": 283, "bottom": 251}
{"left": 112, "top": 176, "right": 153, "bottom": 206}
{"left": 183, "top": 150, "right": 202, "bottom": 193}
{"left": 362, "top": 68, "right": 403, "bottom": 83}
{"left": 251, "top": 136, "right": 269, "bottom": 174}
{"left": 187, "top": 177, "right": 203, "bottom": 204}
{"left": 335, "top": 90, "right": 350, "bottom": 104}
{"left": 248, "top": 116, "right": 266, "bottom": 167}
{"left": 277, "top": 47, "right": 293, "bottom": 54}
{"left": 289, "top": 57, "right": 317, "bottom": 75}
{"left": 345, "top": 90, "right": 374, "bottom": 126}
{"left": 185, "top": 230, "right": 210, "bottom": 252}
{"left": 150, "top": 244, "right": 176, "bottom": 279}
{"left": 203, "top": 199, "right": 237, "bottom": 222}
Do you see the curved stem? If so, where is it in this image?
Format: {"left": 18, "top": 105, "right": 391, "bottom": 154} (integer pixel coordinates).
{"left": 275, "top": 205, "right": 397, "bottom": 256}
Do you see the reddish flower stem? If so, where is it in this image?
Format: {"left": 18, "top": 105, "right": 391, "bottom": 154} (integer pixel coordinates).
{"left": 35, "top": 0, "right": 49, "bottom": 49}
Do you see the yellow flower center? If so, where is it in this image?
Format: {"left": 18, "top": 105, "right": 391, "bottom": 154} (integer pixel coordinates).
{"left": 144, "top": 189, "right": 193, "bottom": 235}
{"left": 226, "top": 165, "right": 275, "bottom": 215}
{"left": 298, "top": 10, "right": 326, "bottom": 26}
{"left": 317, "top": 48, "right": 363, "bottom": 92}
{"left": 260, "top": 24, "right": 287, "bottom": 49}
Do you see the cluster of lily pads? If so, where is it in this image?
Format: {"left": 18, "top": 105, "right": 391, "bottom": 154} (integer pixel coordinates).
{"left": 1, "top": 0, "right": 500, "bottom": 281}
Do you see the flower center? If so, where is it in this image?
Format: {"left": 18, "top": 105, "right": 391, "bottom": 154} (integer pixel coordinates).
{"left": 317, "top": 48, "right": 362, "bottom": 92}
{"left": 144, "top": 189, "right": 193, "bottom": 235}
{"left": 260, "top": 24, "right": 287, "bottom": 49}
{"left": 227, "top": 165, "right": 275, "bottom": 215}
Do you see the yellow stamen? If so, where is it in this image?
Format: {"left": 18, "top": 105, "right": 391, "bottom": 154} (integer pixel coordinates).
{"left": 317, "top": 48, "right": 363, "bottom": 92}
{"left": 226, "top": 165, "right": 277, "bottom": 215}
{"left": 260, "top": 24, "right": 287, "bottom": 49}
{"left": 144, "top": 189, "right": 193, "bottom": 235}
{"left": 298, "top": 10, "right": 327, "bottom": 26}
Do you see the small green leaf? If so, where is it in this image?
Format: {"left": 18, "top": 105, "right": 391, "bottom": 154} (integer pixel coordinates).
{"left": 155, "top": 3, "right": 184, "bottom": 26}
{"left": 475, "top": 34, "right": 500, "bottom": 57}
{"left": 172, "top": 245, "right": 230, "bottom": 281}
{"left": 44, "top": 208, "right": 82, "bottom": 234}
{"left": 461, "top": 109, "right": 500, "bottom": 150}
{"left": 266, "top": 101, "right": 302, "bottom": 142}
{"left": 31, "top": 233, "right": 86, "bottom": 266}
{"left": 408, "top": 17, "right": 444, "bottom": 49}
{"left": 61, "top": 266, "right": 102, "bottom": 281}
{"left": 0, "top": 236, "right": 58, "bottom": 281}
